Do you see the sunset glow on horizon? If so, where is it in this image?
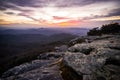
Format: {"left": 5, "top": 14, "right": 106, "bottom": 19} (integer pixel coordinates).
{"left": 0, "top": 0, "right": 120, "bottom": 28}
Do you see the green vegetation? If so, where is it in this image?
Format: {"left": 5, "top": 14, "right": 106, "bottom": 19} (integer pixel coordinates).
{"left": 87, "top": 22, "right": 120, "bottom": 36}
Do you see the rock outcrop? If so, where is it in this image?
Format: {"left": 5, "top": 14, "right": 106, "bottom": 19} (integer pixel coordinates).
{"left": 1, "top": 35, "right": 120, "bottom": 80}
{"left": 62, "top": 35, "right": 120, "bottom": 80}
{"left": 1, "top": 52, "right": 64, "bottom": 80}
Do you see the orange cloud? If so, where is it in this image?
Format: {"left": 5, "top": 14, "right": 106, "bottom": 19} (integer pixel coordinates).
{"left": 0, "top": 21, "right": 12, "bottom": 25}
{"left": 49, "top": 20, "right": 81, "bottom": 27}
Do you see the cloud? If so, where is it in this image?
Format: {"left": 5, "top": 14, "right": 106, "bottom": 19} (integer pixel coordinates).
{"left": 41, "top": 0, "right": 120, "bottom": 7}
{"left": 0, "top": 0, "right": 119, "bottom": 19}
{"left": 0, "top": 0, "right": 120, "bottom": 27}
{"left": 0, "top": 19, "right": 5, "bottom": 22}
{"left": 5, "top": 12, "right": 15, "bottom": 15}
{"left": 0, "top": 0, "right": 120, "bottom": 10}
{"left": 0, "top": 19, "right": 12, "bottom": 25}
{"left": 108, "top": 8, "right": 120, "bottom": 16}
{"left": 90, "top": 16, "right": 120, "bottom": 21}
{"left": 0, "top": 7, "right": 6, "bottom": 11}
{"left": 52, "top": 16, "right": 70, "bottom": 20}
{"left": 0, "top": 2, "right": 22, "bottom": 11}
{"left": 18, "top": 13, "right": 39, "bottom": 21}
{"left": 0, "top": 0, "right": 34, "bottom": 8}
{"left": 79, "top": 7, "right": 120, "bottom": 21}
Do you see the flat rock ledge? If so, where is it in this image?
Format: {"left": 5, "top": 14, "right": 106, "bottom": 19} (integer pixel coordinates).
{"left": 62, "top": 35, "right": 120, "bottom": 80}
{"left": 1, "top": 52, "right": 64, "bottom": 80}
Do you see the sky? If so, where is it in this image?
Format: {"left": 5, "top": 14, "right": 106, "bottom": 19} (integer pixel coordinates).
{"left": 0, "top": 0, "right": 120, "bottom": 28}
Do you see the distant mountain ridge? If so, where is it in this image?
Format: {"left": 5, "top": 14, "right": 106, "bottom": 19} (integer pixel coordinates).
{"left": 0, "top": 28, "right": 89, "bottom": 36}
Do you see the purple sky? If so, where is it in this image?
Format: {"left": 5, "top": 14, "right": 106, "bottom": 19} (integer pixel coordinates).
{"left": 0, "top": 0, "right": 120, "bottom": 28}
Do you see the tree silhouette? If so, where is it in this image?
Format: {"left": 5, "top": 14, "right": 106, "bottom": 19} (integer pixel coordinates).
{"left": 87, "top": 22, "right": 120, "bottom": 36}
{"left": 87, "top": 27, "right": 101, "bottom": 36}
{"left": 101, "top": 22, "right": 120, "bottom": 34}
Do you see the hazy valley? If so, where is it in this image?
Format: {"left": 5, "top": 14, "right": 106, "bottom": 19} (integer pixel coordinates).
{"left": 0, "top": 28, "right": 89, "bottom": 76}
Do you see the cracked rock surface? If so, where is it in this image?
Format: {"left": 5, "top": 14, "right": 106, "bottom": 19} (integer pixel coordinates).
{"left": 63, "top": 35, "right": 120, "bottom": 80}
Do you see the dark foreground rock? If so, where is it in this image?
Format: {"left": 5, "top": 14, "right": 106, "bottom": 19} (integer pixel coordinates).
{"left": 62, "top": 35, "right": 120, "bottom": 80}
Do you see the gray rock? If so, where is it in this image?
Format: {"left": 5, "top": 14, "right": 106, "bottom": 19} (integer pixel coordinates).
{"left": 1, "top": 60, "right": 53, "bottom": 78}
{"left": 68, "top": 35, "right": 115, "bottom": 46}
{"left": 55, "top": 45, "right": 68, "bottom": 52}
{"left": 16, "top": 64, "right": 63, "bottom": 80}
{"left": 38, "top": 52, "right": 64, "bottom": 60}
{"left": 1, "top": 58, "right": 63, "bottom": 80}
{"left": 63, "top": 35, "right": 120, "bottom": 80}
